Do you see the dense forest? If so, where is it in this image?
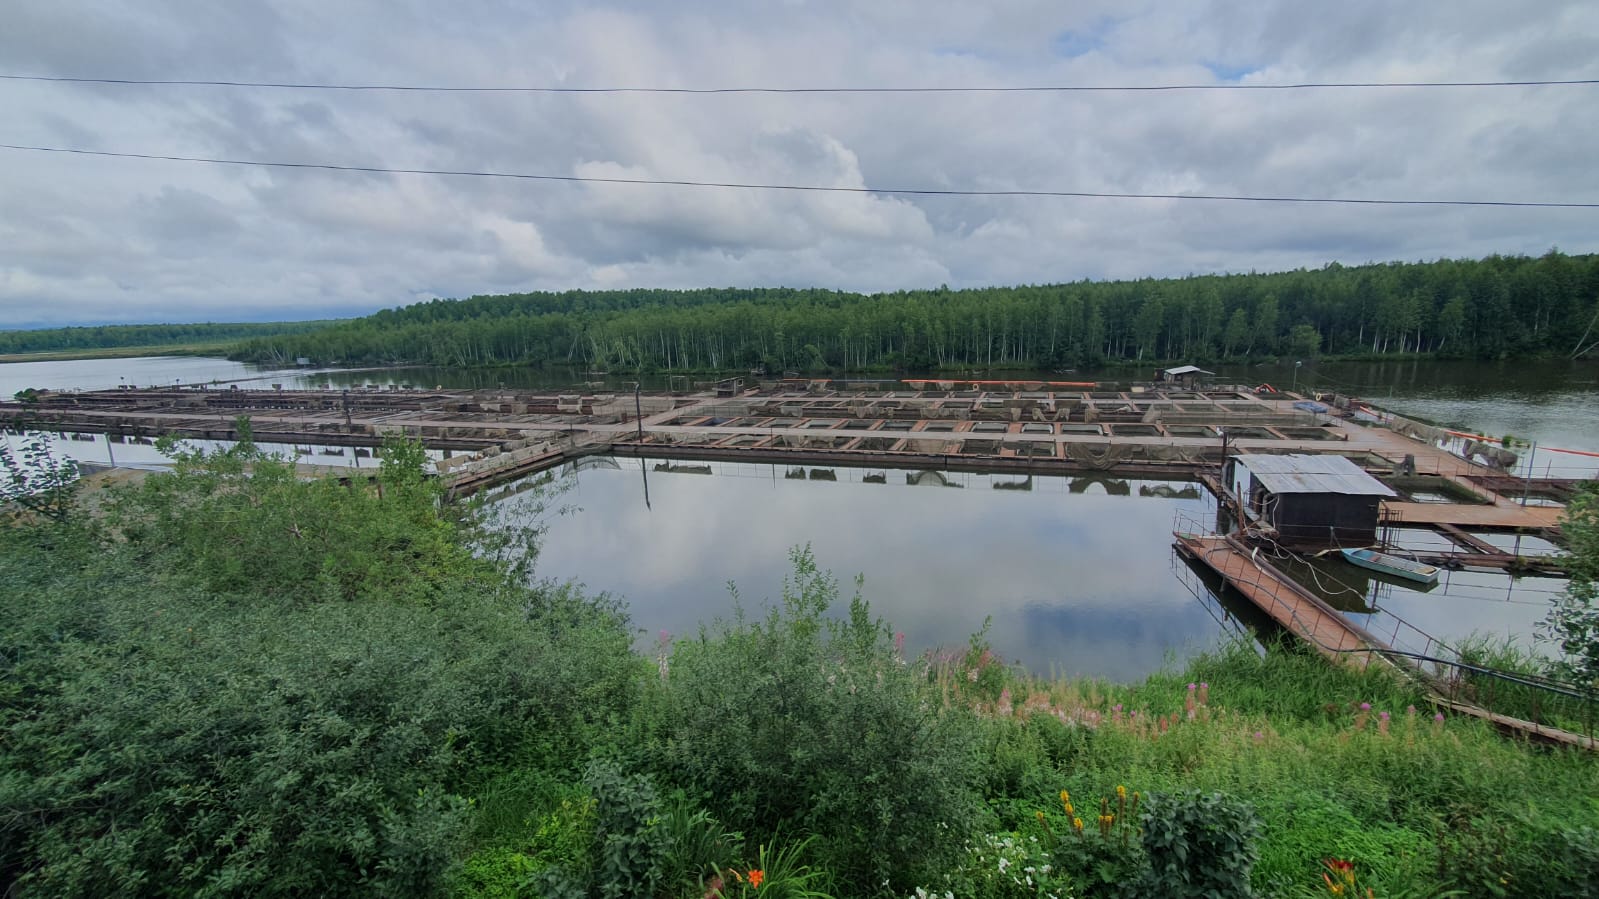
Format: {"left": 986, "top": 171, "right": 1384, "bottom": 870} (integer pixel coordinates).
{"left": 231, "top": 252, "right": 1599, "bottom": 372}
{"left": 0, "top": 320, "right": 333, "bottom": 356}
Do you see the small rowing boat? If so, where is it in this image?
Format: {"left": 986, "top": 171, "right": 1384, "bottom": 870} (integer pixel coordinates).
{"left": 1340, "top": 547, "right": 1440, "bottom": 586}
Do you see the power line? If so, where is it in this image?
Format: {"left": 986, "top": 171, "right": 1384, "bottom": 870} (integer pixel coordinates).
{"left": 3, "top": 73, "right": 1597, "bottom": 94}
{"left": 3, "top": 143, "right": 1596, "bottom": 209}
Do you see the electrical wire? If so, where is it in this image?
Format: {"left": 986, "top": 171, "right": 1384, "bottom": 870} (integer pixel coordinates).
{"left": 4, "top": 73, "right": 1597, "bottom": 93}
{"left": 4, "top": 143, "right": 1597, "bottom": 208}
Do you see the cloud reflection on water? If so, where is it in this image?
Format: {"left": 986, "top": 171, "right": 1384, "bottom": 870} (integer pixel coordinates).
{"left": 522, "top": 459, "right": 1230, "bottom": 679}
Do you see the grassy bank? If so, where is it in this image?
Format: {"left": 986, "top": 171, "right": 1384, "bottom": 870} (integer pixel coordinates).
{"left": 2, "top": 436, "right": 1594, "bottom": 898}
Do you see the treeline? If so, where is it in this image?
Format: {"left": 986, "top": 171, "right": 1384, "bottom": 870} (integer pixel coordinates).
{"left": 231, "top": 252, "right": 1599, "bottom": 372}
{"left": 0, "top": 320, "right": 334, "bottom": 355}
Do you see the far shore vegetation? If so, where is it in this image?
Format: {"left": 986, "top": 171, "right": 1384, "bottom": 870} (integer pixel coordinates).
{"left": 224, "top": 251, "right": 1599, "bottom": 373}
{"left": 0, "top": 320, "right": 333, "bottom": 362}
{"left": 3, "top": 251, "right": 1596, "bottom": 376}
{"left": 3, "top": 427, "right": 1597, "bottom": 897}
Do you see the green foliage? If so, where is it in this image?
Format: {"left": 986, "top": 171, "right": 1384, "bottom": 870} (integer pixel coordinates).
{"left": 524, "top": 763, "right": 766, "bottom": 899}
{"left": 105, "top": 426, "right": 488, "bottom": 605}
{"left": 911, "top": 831, "right": 1073, "bottom": 899}
{"left": 0, "top": 319, "right": 333, "bottom": 355}
{"left": 1433, "top": 815, "right": 1599, "bottom": 899}
{"left": 582, "top": 759, "right": 669, "bottom": 899}
{"left": 1545, "top": 482, "right": 1599, "bottom": 687}
{"left": 658, "top": 793, "right": 743, "bottom": 891}
{"left": 0, "top": 441, "right": 637, "bottom": 897}
{"left": 1140, "top": 790, "right": 1261, "bottom": 898}
{"left": 730, "top": 838, "right": 836, "bottom": 899}
{"left": 231, "top": 251, "right": 1599, "bottom": 370}
{"left": 455, "top": 775, "right": 597, "bottom": 898}
{"left": 0, "top": 433, "right": 81, "bottom": 523}
{"left": 649, "top": 547, "right": 982, "bottom": 893}
{"left": 1250, "top": 793, "right": 1429, "bottom": 892}
{"left": 1035, "top": 801, "right": 1143, "bottom": 899}
{"left": 1287, "top": 324, "right": 1322, "bottom": 359}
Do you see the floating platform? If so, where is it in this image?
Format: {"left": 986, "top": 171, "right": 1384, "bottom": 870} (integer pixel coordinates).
{"left": 1173, "top": 533, "right": 1382, "bottom": 666}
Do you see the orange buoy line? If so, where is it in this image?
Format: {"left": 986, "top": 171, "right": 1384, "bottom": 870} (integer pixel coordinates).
{"left": 1436, "top": 428, "right": 1599, "bottom": 459}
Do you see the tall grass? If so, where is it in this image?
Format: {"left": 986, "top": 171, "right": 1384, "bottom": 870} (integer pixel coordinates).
{"left": 923, "top": 639, "right": 1599, "bottom": 898}
{"left": 1448, "top": 634, "right": 1598, "bottom": 737}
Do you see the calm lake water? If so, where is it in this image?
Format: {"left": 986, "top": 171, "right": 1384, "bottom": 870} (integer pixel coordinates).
{"left": 7, "top": 354, "right": 1598, "bottom": 677}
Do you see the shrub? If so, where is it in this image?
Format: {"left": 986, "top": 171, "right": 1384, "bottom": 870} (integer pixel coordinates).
{"left": 1140, "top": 790, "right": 1261, "bottom": 899}
{"left": 911, "top": 831, "right": 1073, "bottom": 898}
{"left": 104, "top": 428, "right": 491, "bottom": 606}
{"left": 650, "top": 547, "right": 982, "bottom": 892}
{"left": 0, "top": 432, "right": 80, "bottom": 524}
{"left": 0, "top": 441, "right": 637, "bottom": 897}
{"left": 1545, "top": 482, "right": 1599, "bottom": 687}
{"left": 456, "top": 777, "right": 596, "bottom": 898}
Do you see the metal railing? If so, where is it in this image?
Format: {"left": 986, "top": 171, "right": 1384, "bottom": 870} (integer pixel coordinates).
{"left": 1171, "top": 510, "right": 1598, "bottom": 743}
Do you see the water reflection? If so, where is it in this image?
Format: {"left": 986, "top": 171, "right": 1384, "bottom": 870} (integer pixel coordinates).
{"left": 1253, "top": 547, "right": 1555, "bottom": 658}
{"left": 511, "top": 458, "right": 1227, "bottom": 680}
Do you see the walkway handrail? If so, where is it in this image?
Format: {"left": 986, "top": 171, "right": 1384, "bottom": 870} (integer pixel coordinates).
{"left": 1172, "top": 529, "right": 1597, "bottom": 743}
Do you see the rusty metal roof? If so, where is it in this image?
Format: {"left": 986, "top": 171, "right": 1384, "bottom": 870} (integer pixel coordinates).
{"left": 1232, "top": 453, "right": 1396, "bottom": 497}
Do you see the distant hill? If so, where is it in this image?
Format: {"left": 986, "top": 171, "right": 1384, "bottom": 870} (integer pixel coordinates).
{"left": 0, "top": 320, "right": 339, "bottom": 359}
{"left": 231, "top": 253, "right": 1599, "bottom": 372}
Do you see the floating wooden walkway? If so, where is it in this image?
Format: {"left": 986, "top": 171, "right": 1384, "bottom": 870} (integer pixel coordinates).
{"left": 1174, "top": 533, "right": 1382, "bottom": 666}
{"left": 1175, "top": 532, "right": 1596, "bottom": 750}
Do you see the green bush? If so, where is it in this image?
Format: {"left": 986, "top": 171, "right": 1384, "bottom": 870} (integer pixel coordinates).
{"left": 456, "top": 776, "right": 596, "bottom": 898}
{"left": 0, "top": 439, "right": 638, "bottom": 897}
{"left": 582, "top": 759, "right": 669, "bottom": 899}
{"left": 105, "top": 428, "right": 491, "bottom": 606}
{"left": 912, "top": 831, "right": 1074, "bottom": 898}
{"left": 1140, "top": 790, "right": 1261, "bottom": 899}
{"left": 649, "top": 547, "right": 982, "bottom": 892}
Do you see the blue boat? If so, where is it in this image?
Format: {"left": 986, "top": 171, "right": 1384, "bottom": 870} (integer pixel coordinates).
{"left": 1340, "top": 548, "right": 1440, "bottom": 586}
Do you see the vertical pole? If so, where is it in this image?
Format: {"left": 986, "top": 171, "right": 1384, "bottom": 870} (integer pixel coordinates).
{"left": 1520, "top": 441, "right": 1536, "bottom": 507}
{"left": 634, "top": 383, "right": 644, "bottom": 441}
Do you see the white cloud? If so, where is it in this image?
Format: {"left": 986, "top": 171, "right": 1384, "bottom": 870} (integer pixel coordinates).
{"left": 0, "top": 0, "right": 1595, "bottom": 326}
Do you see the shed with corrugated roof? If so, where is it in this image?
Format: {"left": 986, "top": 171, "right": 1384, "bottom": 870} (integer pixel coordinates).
{"left": 1224, "top": 453, "right": 1395, "bottom": 546}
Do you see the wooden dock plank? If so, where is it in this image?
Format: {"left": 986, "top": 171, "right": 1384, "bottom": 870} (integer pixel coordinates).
{"left": 1174, "top": 534, "right": 1376, "bottom": 665}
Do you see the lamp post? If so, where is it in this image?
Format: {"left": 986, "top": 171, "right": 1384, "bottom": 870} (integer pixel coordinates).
{"left": 1292, "top": 360, "right": 1302, "bottom": 393}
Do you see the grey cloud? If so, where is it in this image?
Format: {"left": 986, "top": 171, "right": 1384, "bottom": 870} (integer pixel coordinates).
{"left": 1, "top": 0, "right": 1596, "bottom": 326}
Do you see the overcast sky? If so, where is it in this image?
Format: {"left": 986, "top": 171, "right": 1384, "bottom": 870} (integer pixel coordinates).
{"left": 1, "top": 1, "right": 1595, "bottom": 328}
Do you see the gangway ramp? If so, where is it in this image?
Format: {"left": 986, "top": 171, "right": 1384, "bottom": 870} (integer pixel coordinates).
{"left": 1174, "top": 531, "right": 1598, "bottom": 751}
{"left": 1173, "top": 533, "right": 1383, "bottom": 667}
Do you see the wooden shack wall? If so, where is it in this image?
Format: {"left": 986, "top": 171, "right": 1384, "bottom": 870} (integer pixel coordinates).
{"left": 1266, "top": 493, "right": 1381, "bottom": 546}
